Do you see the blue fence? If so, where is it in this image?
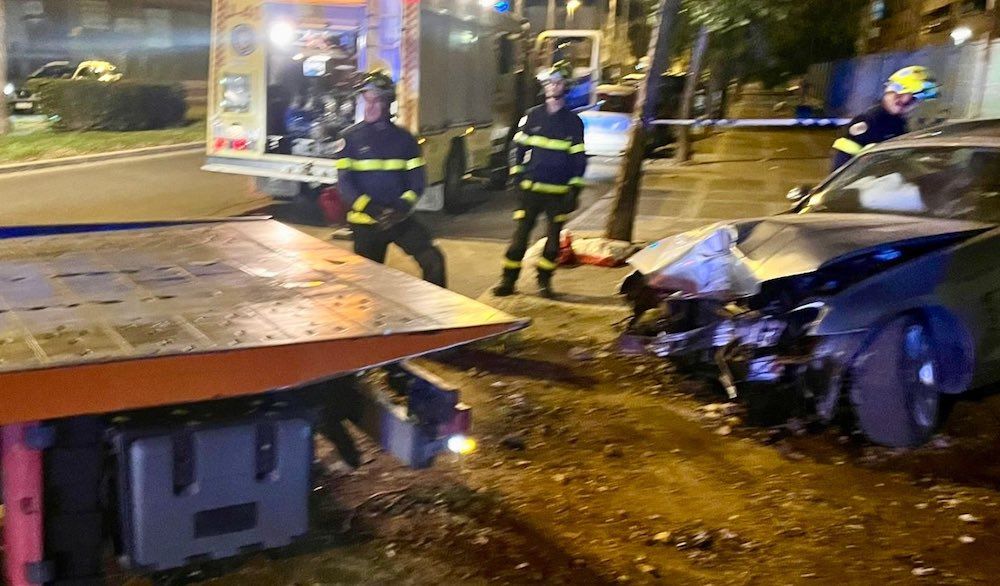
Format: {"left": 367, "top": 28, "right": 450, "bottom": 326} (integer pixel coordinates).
{"left": 807, "top": 39, "right": 999, "bottom": 126}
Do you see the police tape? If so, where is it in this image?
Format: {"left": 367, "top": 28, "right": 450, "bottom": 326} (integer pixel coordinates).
{"left": 649, "top": 118, "right": 852, "bottom": 128}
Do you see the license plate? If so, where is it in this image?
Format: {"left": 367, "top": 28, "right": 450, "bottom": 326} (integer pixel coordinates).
{"left": 14, "top": 102, "right": 33, "bottom": 111}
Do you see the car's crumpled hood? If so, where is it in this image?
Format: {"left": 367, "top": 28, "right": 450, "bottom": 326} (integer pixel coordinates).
{"left": 628, "top": 213, "right": 992, "bottom": 297}
{"left": 734, "top": 213, "right": 991, "bottom": 280}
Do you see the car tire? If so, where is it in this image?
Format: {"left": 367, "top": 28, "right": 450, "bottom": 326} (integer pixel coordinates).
{"left": 443, "top": 143, "right": 466, "bottom": 214}
{"left": 848, "top": 314, "right": 941, "bottom": 447}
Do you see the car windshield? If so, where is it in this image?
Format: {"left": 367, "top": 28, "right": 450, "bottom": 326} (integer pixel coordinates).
{"left": 803, "top": 146, "right": 1000, "bottom": 223}
{"left": 30, "top": 64, "right": 72, "bottom": 79}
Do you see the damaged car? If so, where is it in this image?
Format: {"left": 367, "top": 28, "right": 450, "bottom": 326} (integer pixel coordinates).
{"left": 620, "top": 119, "right": 1000, "bottom": 447}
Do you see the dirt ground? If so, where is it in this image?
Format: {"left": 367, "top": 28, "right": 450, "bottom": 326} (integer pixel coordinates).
{"left": 126, "top": 292, "right": 1000, "bottom": 586}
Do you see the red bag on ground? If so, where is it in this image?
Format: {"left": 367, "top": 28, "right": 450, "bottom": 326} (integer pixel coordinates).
{"left": 572, "top": 237, "right": 640, "bottom": 267}
{"left": 557, "top": 230, "right": 578, "bottom": 266}
{"left": 318, "top": 187, "right": 347, "bottom": 226}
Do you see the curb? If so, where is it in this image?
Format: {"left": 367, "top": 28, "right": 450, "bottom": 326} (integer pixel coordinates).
{"left": 0, "top": 142, "right": 204, "bottom": 175}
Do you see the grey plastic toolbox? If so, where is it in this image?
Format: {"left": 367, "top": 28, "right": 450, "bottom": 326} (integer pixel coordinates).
{"left": 109, "top": 404, "right": 314, "bottom": 572}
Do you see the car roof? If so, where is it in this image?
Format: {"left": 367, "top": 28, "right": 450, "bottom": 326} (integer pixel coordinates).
{"left": 874, "top": 118, "right": 1000, "bottom": 151}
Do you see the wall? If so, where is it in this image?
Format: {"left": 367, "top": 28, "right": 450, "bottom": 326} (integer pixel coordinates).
{"left": 807, "top": 38, "right": 1000, "bottom": 124}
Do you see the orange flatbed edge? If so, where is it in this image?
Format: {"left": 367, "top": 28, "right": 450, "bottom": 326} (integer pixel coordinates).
{"left": 0, "top": 220, "right": 528, "bottom": 424}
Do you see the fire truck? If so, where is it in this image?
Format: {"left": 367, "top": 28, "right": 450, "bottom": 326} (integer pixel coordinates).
{"left": 201, "top": 0, "right": 532, "bottom": 214}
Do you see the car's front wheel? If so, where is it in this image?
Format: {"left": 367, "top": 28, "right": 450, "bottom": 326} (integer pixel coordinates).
{"left": 848, "top": 314, "right": 941, "bottom": 447}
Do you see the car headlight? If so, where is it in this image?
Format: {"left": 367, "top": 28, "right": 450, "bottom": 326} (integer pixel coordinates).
{"left": 3, "top": 83, "right": 15, "bottom": 96}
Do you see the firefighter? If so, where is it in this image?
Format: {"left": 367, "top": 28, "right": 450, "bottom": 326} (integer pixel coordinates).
{"left": 336, "top": 70, "right": 446, "bottom": 287}
{"left": 831, "top": 66, "right": 940, "bottom": 170}
{"left": 493, "top": 60, "right": 587, "bottom": 299}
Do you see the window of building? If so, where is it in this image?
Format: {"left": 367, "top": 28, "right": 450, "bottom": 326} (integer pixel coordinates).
{"left": 921, "top": 5, "right": 952, "bottom": 34}
{"left": 870, "top": 0, "right": 886, "bottom": 22}
{"left": 960, "top": 0, "right": 988, "bottom": 14}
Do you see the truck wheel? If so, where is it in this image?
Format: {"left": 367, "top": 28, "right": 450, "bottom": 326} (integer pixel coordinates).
{"left": 292, "top": 183, "right": 327, "bottom": 226}
{"left": 486, "top": 141, "right": 511, "bottom": 191}
{"left": 848, "top": 315, "right": 941, "bottom": 447}
{"left": 487, "top": 165, "right": 509, "bottom": 191}
{"left": 443, "top": 145, "right": 466, "bottom": 214}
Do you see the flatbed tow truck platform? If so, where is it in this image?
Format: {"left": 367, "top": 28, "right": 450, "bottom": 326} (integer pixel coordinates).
{"left": 0, "top": 219, "right": 526, "bottom": 584}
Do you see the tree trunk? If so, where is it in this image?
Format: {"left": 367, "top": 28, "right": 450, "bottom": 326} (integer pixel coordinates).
{"left": 675, "top": 26, "right": 709, "bottom": 163}
{"left": 604, "top": 0, "right": 683, "bottom": 242}
{"left": 0, "top": 0, "right": 10, "bottom": 136}
{"left": 606, "top": 0, "right": 618, "bottom": 66}
{"left": 622, "top": 0, "right": 630, "bottom": 62}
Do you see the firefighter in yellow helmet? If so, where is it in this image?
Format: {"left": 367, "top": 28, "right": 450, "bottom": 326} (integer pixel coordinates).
{"left": 831, "top": 66, "right": 940, "bottom": 170}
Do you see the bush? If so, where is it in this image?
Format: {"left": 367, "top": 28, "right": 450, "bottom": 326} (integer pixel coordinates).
{"left": 30, "top": 79, "right": 187, "bottom": 131}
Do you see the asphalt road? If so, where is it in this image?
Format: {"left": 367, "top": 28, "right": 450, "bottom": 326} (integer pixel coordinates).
{"left": 1, "top": 149, "right": 616, "bottom": 230}
{"left": 0, "top": 150, "right": 618, "bottom": 297}
{"left": 0, "top": 151, "right": 266, "bottom": 225}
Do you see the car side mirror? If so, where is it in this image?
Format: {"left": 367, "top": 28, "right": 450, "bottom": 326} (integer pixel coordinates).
{"left": 786, "top": 185, "right": 812, "bottom": 202}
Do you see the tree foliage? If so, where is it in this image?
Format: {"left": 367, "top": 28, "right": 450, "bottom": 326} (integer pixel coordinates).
{"left": 627, "top": 0, "right": 865, "bottom": 85}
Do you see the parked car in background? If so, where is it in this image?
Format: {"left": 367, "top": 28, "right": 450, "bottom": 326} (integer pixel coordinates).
{"left": 5, "top": 60, "right": 122, "bottom": 114}
{"left": 580, "top": 83, "right": 637, "bottom": 157}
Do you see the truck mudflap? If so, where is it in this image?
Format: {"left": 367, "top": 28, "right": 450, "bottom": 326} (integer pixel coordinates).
{"left": 0, "top": 219, "right": 527, "bottom": 425}
{"left": 1, "top": 423, "right": 51, "bottom": 586}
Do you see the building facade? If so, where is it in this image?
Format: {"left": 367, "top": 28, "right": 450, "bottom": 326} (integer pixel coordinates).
{"left": 862, "top": 0, "right": 998, "bottom": 53}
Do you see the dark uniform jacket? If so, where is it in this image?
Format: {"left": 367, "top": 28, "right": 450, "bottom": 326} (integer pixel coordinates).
{"left": 336, "top": 120, "right": 426, "bottom": 225}
{"left": 511, "top": 105, "right": 587, "bottom": 194}
{"left": 831, "top": 103, "right": 907, "bottom": 170}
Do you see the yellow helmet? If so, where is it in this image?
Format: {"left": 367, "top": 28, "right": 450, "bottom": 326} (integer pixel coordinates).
{"left": 537, "top": 60, "right": 574, "bottom": 84}
{"left": 885, "top": 66, "right": 939, "bottom": 100}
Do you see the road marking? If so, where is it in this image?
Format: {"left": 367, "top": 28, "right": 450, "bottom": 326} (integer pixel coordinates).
{"left": 0, "top": 147, "right": 204, "bottom": 180}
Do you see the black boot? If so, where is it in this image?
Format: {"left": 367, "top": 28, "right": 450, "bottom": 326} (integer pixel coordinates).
{"left": 492, "top": 278, "right": 516, "bottom": 297}
{"left": 537, "top": 273, "right": 556, "bottom": 299}
{"left": 493, "top": 267, "right": 519, "bottom": 297}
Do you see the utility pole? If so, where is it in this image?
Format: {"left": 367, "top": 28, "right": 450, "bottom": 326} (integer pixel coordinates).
{"left": 607, "top": 0, "right": 618, "bottom": 65}
{"left": 605, "top": 0, "right": 683, "bottom": 241}
{"left": 621, "top": 0, "right": 630, "bottom": 63}
{"left": 675, "top": 25, "right": 709, "bottom": 162}
{"left": 0, "top": 0, "right": 10, "bottom": 135}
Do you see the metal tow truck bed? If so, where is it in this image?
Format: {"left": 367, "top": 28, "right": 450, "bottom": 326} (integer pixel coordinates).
{"left": 0, "top": 219, "right": 527, "bottom": 425}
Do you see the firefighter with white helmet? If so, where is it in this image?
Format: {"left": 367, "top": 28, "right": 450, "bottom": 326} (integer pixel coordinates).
{"left": 336, "top": 70, "right": 446, "bottom": 287}
{"left": 493, "top": 60, "right": 587, "bottom": 298}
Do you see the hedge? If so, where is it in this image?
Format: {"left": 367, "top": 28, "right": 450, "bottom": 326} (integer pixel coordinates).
{"left": 28, "top": 79, "right": 187, "bottom": 131}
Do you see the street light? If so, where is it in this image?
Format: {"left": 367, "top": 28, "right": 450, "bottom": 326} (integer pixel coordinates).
{"left": 567, "top": 0, "right": 581, "bottom": 24}
{"left": 951, "top": 26, "right": 973, "bottom": 45}
{"left": 269, "top": 21, "right": 296, "bottom": 47}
